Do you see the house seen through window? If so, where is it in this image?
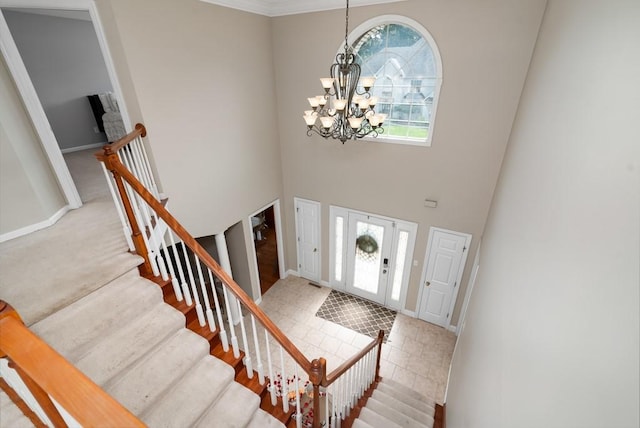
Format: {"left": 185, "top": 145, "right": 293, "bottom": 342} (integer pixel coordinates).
{"left": 351, "top": 19, "right": 442, "bottom": 146}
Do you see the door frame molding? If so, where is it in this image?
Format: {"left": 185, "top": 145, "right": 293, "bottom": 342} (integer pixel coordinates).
{"left": 0, "top": 0, "right": 132, "bottom": 209}
{"left": 417, "top": 226, "right": 472, "bottom": 332}
{"left": 329, "top": 205, "right": 418, "bottom": 312}
{"left": 293, "top": 197, "right": 321, "bottom": 283}
{"left": 247, "top": 199, "right": 285, "bottom": 301}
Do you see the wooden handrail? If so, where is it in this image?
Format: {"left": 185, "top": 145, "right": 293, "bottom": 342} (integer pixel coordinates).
{"left": 0, "top": 307, "right": 144, "bottom": 427}
{"left": 98, "top": 124, "right": 386, "bottom": 428}
{"left": 102, "top": 123, "right": 147, "bottom": 155}
{"left": 324, "top": 330, "right": 384, "bottom": 386}
{"left": 99, "top": 149, "right": 313, "bottom": 374}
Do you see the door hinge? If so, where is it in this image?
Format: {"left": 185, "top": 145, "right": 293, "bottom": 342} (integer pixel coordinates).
{"left": 463, "top": 246, "right": 467, "bottom": 252}
{"left": 447, "top": 312, "right": 450, "bottom": 318}
{"left": 296, "top": 207, "right": 299, "bottom": 212}
{"left": 299, "top": 264, "right": 301, "bottom": 268}
{"left": 297, "top": 236, "right": 300, "bottom": 242}
{"left": 454, "top": 281, "right": 457, "bottom": 288}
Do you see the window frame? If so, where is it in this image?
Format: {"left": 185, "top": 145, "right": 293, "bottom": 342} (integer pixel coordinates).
{"left": 346, "top": 15, "right": 443, "bottom": 147}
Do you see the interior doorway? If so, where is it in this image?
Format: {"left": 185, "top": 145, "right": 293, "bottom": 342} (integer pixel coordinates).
{"left": 0, "top": 1, "right": 130, "bottom": 208}
{"left": 252, "top": 205, "right": 280, "bottom": 295}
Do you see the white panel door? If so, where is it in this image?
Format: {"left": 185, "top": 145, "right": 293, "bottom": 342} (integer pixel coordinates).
{"left": 294, "top": 198, "right": 320, "bottom": 282}
{"left": 418, "top": 228, "right": 469, "bottom": 327}
{"left": 345, "top": 213, "right": 394, "bottom": 305}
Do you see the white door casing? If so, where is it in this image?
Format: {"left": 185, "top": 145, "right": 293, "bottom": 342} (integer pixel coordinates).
{"left": 345, "top": 213, "right": 394, "bottom": 305}
{"left": 294, "top": 198, "right": 320, "bottom": 282}
{"left": 0, "top": 0, "right": 132, "bottom": 209}
{"left": 418, "top": 227, "right": 471, "bottom": 328}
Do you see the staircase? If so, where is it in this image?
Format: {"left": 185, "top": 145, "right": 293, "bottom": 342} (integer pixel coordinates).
{"left": 352, "top": 378, "right": 436, "bottom": 428}
{"left": 12, "top": 264, "right": 284, "bottom": 427}
{"left": 0, "top": 124, "right": 444, "bottom": 428}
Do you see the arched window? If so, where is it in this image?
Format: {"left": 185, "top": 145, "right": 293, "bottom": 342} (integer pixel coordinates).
{"left": 348, "top": 17, "right": 442, "bottom": 146}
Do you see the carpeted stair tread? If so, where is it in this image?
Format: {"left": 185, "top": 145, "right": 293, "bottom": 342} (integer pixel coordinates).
{"left": 365, "top": 397, "right": 430, "bottom": 428}
{"left": 358, "top": 406, "right": 402, "bottom": 428}
{"left": 193, "top": 381, "right": 261, "bottom": 427}
{"left": 140, "top": 356, "right": 236, "bottom": 428}
{"left": 379, "top": 378, "right": 436, "bottom": 406}
{"left": 31, "top": 269, "right": 162, "bottom": 361}
{"left": 352, "top": 419, "right": 375, "bottom": 428}
{"left": 246, "top": 408, "right": 286, "bottom": 428}
{"left": 104, "top": 328, "right": 210, "bottom": 415}
{"left": 73, "top": 302, "right": 184, "bottom": 386}
{"left": 377, "top": 379, "right": 436, "bottom": 415}
{"left": 371, "top": 389, "right": 435, "bottom": 423}
{"left": 0, "top": 390, "right": 33, "bottom": 428}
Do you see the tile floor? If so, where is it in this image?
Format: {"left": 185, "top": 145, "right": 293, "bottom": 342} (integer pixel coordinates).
{"left": 247, "top": 275, "right": 456, "bottom": 404}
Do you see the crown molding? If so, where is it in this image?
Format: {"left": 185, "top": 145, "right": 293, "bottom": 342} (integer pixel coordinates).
{"left": 199, "top": 0, "right": 407, "bottom": 17}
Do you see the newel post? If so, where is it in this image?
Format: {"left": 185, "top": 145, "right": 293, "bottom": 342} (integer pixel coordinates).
{"left": 309, "top": 358, "right": 326, "bottom": 428}
{"left": 375, "top": 330, "right": 384, "bottom": 382}
{"left": 98, "top": 148, "right": 153, "bottom": 277}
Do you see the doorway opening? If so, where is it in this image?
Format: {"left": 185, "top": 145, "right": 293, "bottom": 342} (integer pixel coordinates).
{"left": 0, "top": 2, "right": 130, "bottom": 208}
{"left": 330, "top": 206, "right": 417, "bottom": 312}
{"left": 252, "top": 205, "right": 280, "bottom": 295}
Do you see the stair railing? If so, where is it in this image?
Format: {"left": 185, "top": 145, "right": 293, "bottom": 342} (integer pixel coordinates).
{"left": 97, "top": 124, "right": 385, "bottom": 428}
{"left": 0, "top": 301, "right": 144, "bottom": 428}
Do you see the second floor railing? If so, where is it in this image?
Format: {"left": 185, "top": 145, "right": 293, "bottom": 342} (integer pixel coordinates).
{"left": 96, "top": 124, "right": 383, "bottom": 428}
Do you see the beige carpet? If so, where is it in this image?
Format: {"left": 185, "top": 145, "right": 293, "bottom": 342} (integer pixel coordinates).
{"left": 0, "top": 149, "right": 141, "bottom": 326}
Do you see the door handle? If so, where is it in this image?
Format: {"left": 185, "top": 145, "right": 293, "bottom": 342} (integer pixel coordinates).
{"left": 313, "top": 248, "right": 317, "bottom": 252}
{"left": 425, "top": 281, "right": 431, "bottom": 287}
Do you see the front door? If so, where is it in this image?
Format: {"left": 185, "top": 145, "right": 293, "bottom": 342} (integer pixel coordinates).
{"left": 294, "top": 198, "right": 320, "bottom": 283}
{"left": 418, "top": 228, "right": 471, "bottom": 327}
{"left": 345, "top": 213, "right": 394, "bottom": 305}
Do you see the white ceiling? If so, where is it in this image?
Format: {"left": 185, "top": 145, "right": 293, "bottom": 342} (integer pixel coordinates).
{"left": 199, "top": 0, "right": 406, "bottom": 17}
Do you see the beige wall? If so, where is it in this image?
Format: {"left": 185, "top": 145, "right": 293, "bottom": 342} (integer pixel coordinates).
{"left": 100, "top": 0, "right": 283, "bottom": 239}
{"left": 446, "top": 0, "right": 640, "bottom": 425}
{"left": 0, "top": 55, "right": 65, "bottom": 236}
{"left": 272, "top": 0, "right": 546, "bottom": 317}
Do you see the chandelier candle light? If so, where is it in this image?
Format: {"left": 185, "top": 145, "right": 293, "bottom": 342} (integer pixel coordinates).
{"left": 303, "top": 0, "right": 386, "bottom": 143}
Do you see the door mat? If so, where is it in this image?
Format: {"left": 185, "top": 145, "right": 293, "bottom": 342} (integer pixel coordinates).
{"left": 315, "top": 290, "right": 396, "bottom": 342}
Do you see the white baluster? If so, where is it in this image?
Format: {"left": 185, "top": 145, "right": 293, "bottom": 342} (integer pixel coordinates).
{"left": 137, "top": 197, "right": 169, "bottom": 281}
{"left": 207, "top": 269, "right": 228, "bottom": 351}
{"left": 122, "top": 180, "right": 159, "bottom": 277}
{"left": 265, "top": 330, "right": 277, "bottom": 406}
{"left": 167, "top": 231, "right": 192, "bottom": 306}
{"left": 222, "top": 285, "right": 240, "bottom": 358}
{"left": 100, "top": 162, "right": 134, "bottom": 251}
{"left": 135, "top": 135, "right": 160, "bottom": 198}
{"left": 250, "top": 315, "right": 265, "bottom": 384}
{"left": 294, "top": 365, "right": 302, "bottom": 428}
{"left": 279, "top": 346, "right": 289, "bottom": 413}
{"left": 236, "top": 300, "right": 253, "bottom": 376}
{"left": 130, "top": 139, "right": 154, "bottom": 198}
{"left": 180, "top": 242, "right": 205, "bottom": 325}
{"left": 158, "top": 224, "right": 182, "bottom": 301}
{"left": 194, "top": 257, "right": 216, "bottom": 332}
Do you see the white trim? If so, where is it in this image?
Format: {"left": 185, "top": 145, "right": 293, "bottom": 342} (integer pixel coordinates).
{"left": 0, "top": 0, "right": 133, "bottom": 210}
{"left": 60, "top": 142, "right": 105, "bottom": 154}
{"left": 286, "top": 269, "right": 300, "bottom": 278}
{"left": 199, "top": 0, "right": 407, "bottom": 17}
{"left": 447, "top": 324, "right": 458, "bottom": 334}
{"left": 248, "top": 199, "right": 286, "bottom": 301}
{"left": 0, "top": 205, "right": 70, "bottom": 243}
{"left": 400, "top": 308, "right": 416, "bottom": 318}
{"left": 416, "top": 227, "right": 472, "bottom": 330}
{"left": 347, "top": 15, "right": 443, "bottom": 147}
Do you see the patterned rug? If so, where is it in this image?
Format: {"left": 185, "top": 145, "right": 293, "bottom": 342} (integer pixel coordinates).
{"left": 315, "top": 290, "right": 396, "bottom": 342}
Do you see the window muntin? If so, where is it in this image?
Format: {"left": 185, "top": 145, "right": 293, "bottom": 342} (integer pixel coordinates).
{"left": 349, "top": 19, "right": 442, "bottom": 146}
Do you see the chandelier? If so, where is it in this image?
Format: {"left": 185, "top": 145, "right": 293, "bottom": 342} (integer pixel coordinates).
{"left": 303, "top": 0, "right": 386, "bottom": 144}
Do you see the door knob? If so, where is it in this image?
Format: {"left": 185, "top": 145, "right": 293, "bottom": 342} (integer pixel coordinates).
{"left": 313, "top": 248, "right": 317, "bottom": 252}
{"left": 425, "top": 281, "right": 431, "bottom": 287}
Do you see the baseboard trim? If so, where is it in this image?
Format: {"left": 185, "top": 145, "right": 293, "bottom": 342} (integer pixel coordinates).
{"left": 60, "top": 142, "right": 106, "bottom": 154}
{"left": 285, "top": 269, "right": 299, "bottom": 278}
{"left": 447, "top": 324, "right": 458, "bottom": 334}
{"left": 0, "top": 205, "right": 70, "bottom": 243}
{"left": 400, "top": 308, "right": 417, "bottom": 318}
